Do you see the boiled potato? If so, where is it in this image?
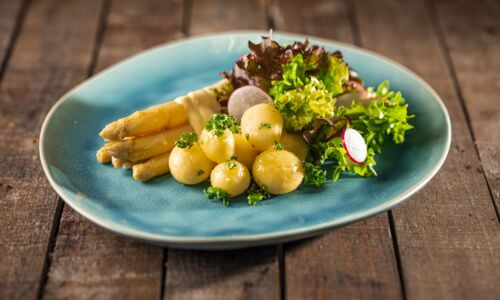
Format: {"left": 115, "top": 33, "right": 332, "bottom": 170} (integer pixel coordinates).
{"left": 233, "top": 133, "right": 259, "bottom": 169}
{"left": 280, "top": 131, "right": 309, "bottom": 161}
{"left": 210, "top": 161, "right": 251, "bottom": 197}
{"left": 169, "top": 143, "right": 215, "bottom": 185}
{"left": 199, "top": 128, "right": 235, "bottom": 163}
{"left": 252, "top": 149, "right": 304, "bottom": 194}
{"left": 241, "top": 103, "right": 283, "bottom": 151}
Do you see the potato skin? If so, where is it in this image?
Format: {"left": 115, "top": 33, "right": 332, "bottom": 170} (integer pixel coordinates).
{"left": 210, "top": 161, "right": 251, "bottom": 197}
{"left": 233, "top": 133, "right": 259, "bottom": 169}
{"left": 199, "top": 128, "right": 235, "bottom": 163}
{"left": 252, "top": 149, "right": 304, "bottom": 194}
{"left": 280, "top": 131, "right": 309, "bottom": 161}
{"left": 169, "top": 143, "right": 215, "bottom": 185}
{"left": 241, "top": 103, "right": 283, "bottom": 151}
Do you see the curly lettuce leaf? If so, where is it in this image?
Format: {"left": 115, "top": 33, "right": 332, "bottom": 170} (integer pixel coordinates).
{"left": 345, "top": 81, "right": 414, "bottom": 153}
{"left": 269, "top": 54, "right": 316, "bottom": 100}
{"left": 319, "top": 137, "right": 377, "bottom": 181}
{"left": 318, "top": 56, "right": 350, "bottom": 95}
{"left": 273, "top": 77, "right": 336, "bottom": 131}
{"left": 304, "top": 162, "right": 327, "bottom": 187}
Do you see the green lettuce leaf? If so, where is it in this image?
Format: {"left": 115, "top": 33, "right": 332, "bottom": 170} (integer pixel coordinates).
{"left": 319, "top": 137, "right": 377, "bottom": 181}
{"left": 273, "top": 77, "right": 336, "bottom": 131}
{"left": 345, "top": 81, "right": 414, "bottom": 153}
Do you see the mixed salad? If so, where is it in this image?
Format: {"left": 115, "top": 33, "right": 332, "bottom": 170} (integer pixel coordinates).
{"left": 97, "top": 36, "right": 414, "bottom": 206}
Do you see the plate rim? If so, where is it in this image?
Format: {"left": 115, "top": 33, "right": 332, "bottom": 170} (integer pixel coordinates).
{"left": 39, "top": 30, "right": 452, "bottom": 247}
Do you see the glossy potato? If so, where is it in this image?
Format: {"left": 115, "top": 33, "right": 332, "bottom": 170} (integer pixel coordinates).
{"left": 169, "top": 143, "right": 215, "bottom": 185}
{"left": 252, "top": 149, "right": 304, "bottom": 194}
{"left": 210, "top": 161, "right": 251, "bottom": 197}
{"left": 241, "top": 103, "right": 283, "bottom": 151}
{"left": 280, "top": 131, "right": 309, "bottom": 161}
{"left": 233, "top": 133, "right": 259, "bottom": 169}
{"left": 199, "top": 128, "right": 235, "bottom": 163}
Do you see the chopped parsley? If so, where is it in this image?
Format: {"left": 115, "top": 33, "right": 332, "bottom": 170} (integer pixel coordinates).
{"left": 274, "top": 140, "right": 284, "bottom": 150}
{"left": 226, "top": 159, "right": 237, "bottom": 170}
{"left": 175, "top": 132, "right": 198, "bottom": 148}
{"left": 204, "top": 186, "right": 230, "bottom": 206}
{"left": 304, "top": 162, "right": 327, "bottom": 187}
{"left": 247, "top": 183, "right": 271, "bottom": 205}
{"left": 196, "top": 169, "right": 205, "bottom": 176}
{"left": 205, "top": 113, "right": 240, "bottom": 137}
{"left": 259, "top": 122, "right": 272, "bottom": 129}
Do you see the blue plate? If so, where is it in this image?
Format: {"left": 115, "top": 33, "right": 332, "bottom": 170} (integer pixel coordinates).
{"left": 40, "top": 32, "right": 451, "bottom": 249}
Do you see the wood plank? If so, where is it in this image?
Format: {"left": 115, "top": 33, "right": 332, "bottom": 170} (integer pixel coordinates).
{"left": 271, "top": 0, "right": 403, "bottom": 298}
{"left": 166, "top": 247, "right": 279, "bottom": 300}
{"left": 0, "top": 0, "right": 25, "bottom": 77}
{"left": 189, "top": 0, "right": 267, "bottom": 35}
{"left": 0, "top": 0, "right": 104, "bottom": 299}
{"left": 271, "top": 0, "right": 352, "bottom": 42}
{"left": 164, "top": 2, "right": 279, "bottom": 300}
{"left": 42, "top": 0, "right": 184, "bottom": 299}
{"left": 433, "top": 0, "right": 500, "bottom": 216}
{"left": 354, "top": 0, "right": 500, "bottom": 298}
{"left": 285, "top": 215, "right": 402, "bottom": 299}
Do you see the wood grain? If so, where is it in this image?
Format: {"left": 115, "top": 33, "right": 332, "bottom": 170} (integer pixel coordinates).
{"left": 0, "top": 0, "right": 103, "bottom": 299}
{"left": 433, "top": 0, "right": 500, "bottom": 216}
{"left": 189, "top": 0, "right": 267, "bottom": 35}
{"left": 42, "top": 0, "right": 184, "bottom": 299}
{"left": 270, "top": 0, "right": 404, "bottom": 298}
{"left": 166, "top": 248, "right": 279, "bottom": 300}
{"left": 0, "top": 0, "right": 25, "bottom": 77}
{"left": 354, "top": 0, "right": 500, "bottom": 298}
{"left": 164, "top": 2, "right": 279, "bottom": 300}
{"left": 285, "top": 216, "right": 402, "bottom": 299}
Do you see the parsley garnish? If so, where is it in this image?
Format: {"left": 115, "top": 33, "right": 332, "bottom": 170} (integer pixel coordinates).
{"left": 274, "top": 140, "right": 284, "bottom": 150}
{"left": 304, "top": 162, "right": 327, "bottom": 187}
{"left": 204, "top": 186, "right": 230, "bottom": 206}
{"left": 205, "top": 114, "right": 240, "bottom": 137}
{"left": 226, "top": 159, "right": 237, "bottom": 170}
{"left": 175, "top": 132, "right": 198, "bottom": 148}
{"left": 259, "top": 122, "right": 272, "bottom": 129}
{"left": 247, "top": 183, "right": 271, "bottom": 205}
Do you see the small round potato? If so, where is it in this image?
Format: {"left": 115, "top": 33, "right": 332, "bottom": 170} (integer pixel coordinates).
{"left": 199, "top": 128, "right": 235, "bottom": 163}
{"left": 169, "top": 143, "right": 215, "bottom": 185}
{"left": 233, "top": 133, "right": 259, "bottom": 169}
{"left": 280, "top": 131, "right": 309, "bottom": 161}
{"left": 241, "top": 103, "right": 283, "bottom": 151}
{"left": 210, "top": 161, "right": 251, "bottom": 197}
{"left": 252, "top": 149, "right": 304, "bottom": 194}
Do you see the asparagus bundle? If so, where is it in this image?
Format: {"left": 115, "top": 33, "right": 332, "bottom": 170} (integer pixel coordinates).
{"left": 96, "top": 79, "right": 229, "bottom": 181}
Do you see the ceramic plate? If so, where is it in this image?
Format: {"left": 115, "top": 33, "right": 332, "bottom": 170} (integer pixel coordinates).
{"left": 40, "top": 31, "right": 451, "bottom": 249}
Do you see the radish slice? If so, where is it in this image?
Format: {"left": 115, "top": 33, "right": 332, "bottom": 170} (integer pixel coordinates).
{"left": 228, "top": 86, "right": 272, "bottom": 122}
{"left": 342, "top": 128, "right": 367, "bottom": 164}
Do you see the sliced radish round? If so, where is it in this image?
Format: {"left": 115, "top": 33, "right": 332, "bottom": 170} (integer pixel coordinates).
{"left": 228, "top": 86, "right": 272, "bottom": 122}
{"left": 342, "top": 128, "right": 367, "bottom": 164}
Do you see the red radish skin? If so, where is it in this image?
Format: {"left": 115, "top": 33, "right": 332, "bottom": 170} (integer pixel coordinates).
{"left": 342, "top": 128, "right": 367, "bottom": 164}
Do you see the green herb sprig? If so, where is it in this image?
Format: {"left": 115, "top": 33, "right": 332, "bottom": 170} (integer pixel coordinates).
{"left": 205, "top": 114, "right": 240, "bottom": 137}
{"left": 247, "top": 183, "right": 271, "bottom": 205}
{"left": 204, "top": 187, "right": 230, "bottom": 206}
{"left": 175, "top": 132, "right": 198, "bottom": 148}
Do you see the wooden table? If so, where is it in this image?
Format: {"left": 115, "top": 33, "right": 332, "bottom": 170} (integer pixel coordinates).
{"left": 1, "top": 0, "right": 498, "bottom": 299}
